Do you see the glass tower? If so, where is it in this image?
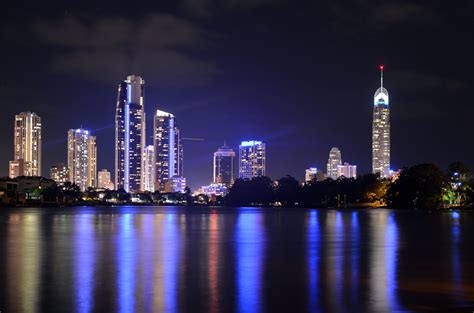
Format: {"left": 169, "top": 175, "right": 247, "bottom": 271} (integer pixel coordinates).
{"left": 67, "top": 128, "right": 97, "bottom": 191}
{"left": 153, "top": 110, "right": 183, "bottom": 192}
{"left": 115, "top": 75, "right": 145, "bottom": 192}
{"left": 213, "top": 144, "right": 235, "bottom": 186}
{"left": 239, "top": 141, "right": 266, "bottom": 179}
{"left": 372, "top": 66, "right": 390, "bottom": 178}
{"left": 326, "top": 147, "right": 342, "bottom": 180}
{"left": 9, "top": 112, "right": 42, "bottom": 178}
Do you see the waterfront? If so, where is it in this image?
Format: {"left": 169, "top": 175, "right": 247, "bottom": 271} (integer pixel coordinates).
{"left": 0, "top": 207, "right": 473, "bottom": 312}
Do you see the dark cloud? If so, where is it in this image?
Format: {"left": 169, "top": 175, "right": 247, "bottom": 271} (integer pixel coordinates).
{"left": 392, "top": 70, "right": 469, "bottom": 92}
{"left": 180, "top": 0, "right": 281, "bottom": 17}
{"left": 328, "top": 0, "right": 441, "bottom": 30}
{"left": 32, "top": 14, "right": 217, "bottom": 85}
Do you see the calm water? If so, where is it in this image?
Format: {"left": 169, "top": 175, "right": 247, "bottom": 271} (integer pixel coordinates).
{"left": 0, "top": 207, "right": 473, "bottom": 313}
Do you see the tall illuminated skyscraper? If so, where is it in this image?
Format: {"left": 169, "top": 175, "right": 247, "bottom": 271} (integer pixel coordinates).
{"left": 115, "top": 75, "right": 145, "bottom": 192}
{"left": 9, "top": 112, "right": 42, "bottom": 178}
{"left": 372, "top": 66, "right": 391, "bottom": 178}
{"left": 50, "top": 163, "right": 70, "bottom": 184}
{"left": 153, "top": 110, "right": 183, "bottom": 192}
{"left": 213, "top": 144, "right": 235, "bottom": 186}
{"left": 67, "top": 128, "right": 97, "bottom": 191}
{"left": 326, "top": 147, "right": 342, "bottom": 180}
{"left": 239, "top": 141, "right": 266, "bottom": 179}
{"left": 143, "top": 145, "right": 155, "bottom": 192}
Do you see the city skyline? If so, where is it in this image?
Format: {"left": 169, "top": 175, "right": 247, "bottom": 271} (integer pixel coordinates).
{"left": 0, "top": 2, "right": 473, "bottom": 191}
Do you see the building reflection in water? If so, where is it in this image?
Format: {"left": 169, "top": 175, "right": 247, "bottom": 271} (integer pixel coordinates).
{"left": 6, "top": 214, "right": 42, "bottom": 313}
{"left": 117, "top": 214, "right": 137, "bottom": 313}
{"left": 369, "top": 211, "right": 399, "bottom": 313}
{"left": 208, "top": 210, "right": 219, "bottom": 313}
{"left": 306, "top": 210, "right": 320, "bottom": 312}
{"left": 235, "top": 212, "right": 265, "bottom": 313}
{"left": 75, "top": 214, "right": 96, "bottom": 313}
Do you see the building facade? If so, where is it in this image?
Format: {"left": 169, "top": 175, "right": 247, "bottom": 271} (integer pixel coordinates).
{"left": 115, "top": 75, "right": 145, "bottom": 192}
{"left": 305, "top": 167, "right": 318, "bottom": 183}
{"left": 98, "top": 169, "right": 114, "bottom": 190}
{"left": 143, "top": 145, "right": 155, "bottom": 192}
{"left": 213, "top": 144, "right": 235, "bottom": 186}
{"left": 337, "top": 162, "right": 357, "bottom": 179}
{"left": 372, "top": 66, "right": 391, "bottom": 178}
{"left": 153, "top": 110, "right": 184, "bottom": 192}
{"left": 9, "top": 112, "right": 42, "bottom": 178}
{"left": 50, "top": 163, "right": 70, "bottom": 184}
{"left": 239, "top": 141, "right": 266, "bottom": 179}
{"left": 326, "top": 147, "right": 342, "bottom": 180}
{"left": 67, "top": 128, "right": 97, "bottom": 191}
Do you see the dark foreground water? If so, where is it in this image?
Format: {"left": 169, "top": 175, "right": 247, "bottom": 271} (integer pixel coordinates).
{"left": 0, "top": 207, "right": 473, "bottom": 313}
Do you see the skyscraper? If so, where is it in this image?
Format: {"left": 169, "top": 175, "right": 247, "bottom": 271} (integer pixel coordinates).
{"left": 213, "top": 144, "right": 235, "bottom": 186}
{"left": 143, "top": 145, "right": 155, "bottom": 192}
{"left": 239, "top": 141, "right": 266, "bottom": 179}
{"left": 372, "top": 65, "right": 390, "bottom": 178}
{"left": 9, "top": 112, "right": 42, "bottom": 178}
{"left": 50, "top": 163, "right": 70, "bottom": 184}
{"left": 115, "top": 75, "right": 145, "bottom": 192}
{"left": 337, "top": 162, "right": 357, "bottom": 179}
{"left": 67, "top": 128, "right": 97, "bottom": 191}
{"left": 326, "top": 147, "right": 342, "bottom": 180}
{"left": 153, "top": 110, "right": 184, "bottom": 192}
{"left": 305, "top": 167, "right": 318, "bottom": 183}
{"left": 98, "top": 169, "right": 114, "bottom": 190}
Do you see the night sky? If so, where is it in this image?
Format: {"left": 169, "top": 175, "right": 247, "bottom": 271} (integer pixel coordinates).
{"left": 1, "top": 0, "right": 473, "bottom": 190}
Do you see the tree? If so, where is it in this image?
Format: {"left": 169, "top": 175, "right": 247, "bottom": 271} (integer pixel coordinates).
{"left": 388, "top": 164, "right": 446, "bottom": 210}
{"left": 276, "top": 175, "right": 301, "bottom": 207}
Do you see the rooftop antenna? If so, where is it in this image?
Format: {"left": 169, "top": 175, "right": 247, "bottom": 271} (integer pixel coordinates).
{"left": 380, "top": 65, "right": 384, "bottom": 89}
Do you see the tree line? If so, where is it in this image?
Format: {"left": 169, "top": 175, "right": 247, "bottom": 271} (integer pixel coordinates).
{"left": 225, "top": 162, "right": 474, "bottom": 209}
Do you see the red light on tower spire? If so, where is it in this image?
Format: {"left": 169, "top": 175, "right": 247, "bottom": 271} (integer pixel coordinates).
{"left": 380, "top": 65, "right": 384, "bottom": 70}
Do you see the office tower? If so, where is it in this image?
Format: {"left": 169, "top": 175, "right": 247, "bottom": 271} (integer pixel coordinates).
{"left": 154, "top": 110, "right": 184, "bottom": 192}
{"left": 67, "top": 128, "right": 97, "bottom": 191}
{"left": 143, "top": 145, "right": 155, "bottom": 192}
{"left": 115, "top": 75, "right": 145, "bottom": 192}
{"left": 239, "top": 141, "right": 266, "bottom": 179}
{"left": 164, "top": 176, "right": 186, "bottom": 193}
{"left": 9, "top": 112, "right": 42, "bottom": 178}
{"left": 98, "top": 169, "right": 114, "bottom": 190}
{"left": 326, "top": 147, "right": 342, "bottom": 180}
{"left": 337, "top": 162, "right": 357, "bottom": 179}
{"left": 50, "top": 163, "right": 70, "bottom": 184}
{"left": 372, "top": 65, "right": 391, "bottom": 178}
{"left": 213, "top": 144, "right": 235, "bottom": 186}
{"left": 305, "top": 167, "right": 318, "bottom": 183}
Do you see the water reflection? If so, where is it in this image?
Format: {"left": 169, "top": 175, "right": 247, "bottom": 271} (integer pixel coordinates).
{"left": 0, "top": 207, "right": 473, "bottom": 313}
{"left": 235, "top": 212, "right": 265, "bottom": 313}
{"left": 6, "top": 214, "right": 43, "bottom": 313}
{"left": 306, "top": 210, "right": 320, "bottom": 312}
{"left": 75, "top": 215, "right": 95, "bottom": 313}
{"left": 117, "top": 214, "right": 136, "bottom": 313}
{"left": 369, "top": 211, "right": 399, "bottom": 313}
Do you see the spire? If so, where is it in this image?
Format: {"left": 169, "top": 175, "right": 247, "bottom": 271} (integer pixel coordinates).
{"left": 380, "top": 65, "right": 384, "bottom": 89}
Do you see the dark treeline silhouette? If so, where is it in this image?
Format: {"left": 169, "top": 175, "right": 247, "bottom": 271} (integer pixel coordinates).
{"left": 225, "top": 162, "right": 474, "bottom": 209}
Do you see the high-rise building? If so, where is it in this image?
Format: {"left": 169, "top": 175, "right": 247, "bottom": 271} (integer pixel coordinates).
{"left": 305, "top": 167, "right": 318, "bottom": 183}
{"left": 239, "top": 141, "right": 266, "bottom": 179}
{"left": 153, "top": 110, "right": 184, "bottom": 192}
{"left": 9, "top": 112, "right": 42, "bottom": 178}
{"left": 67, "top": 128, "right": 97, "bottom": 191}
{"left": 143, "top": 145, "right": 155, "bottom": 192}
{"left": 213, "top": 144, "right": 235, "bottom": 186}
{"left": 115, "top": 75, "right": 145, "bottom": 192}
{"left": 372, "top": 65, "right": 390, "bottom": 178}
{"left": 98, "top": 169, "right": 114, "bottom": 190}
{"left": 164, "top": 176, "right": 186, "bottom": 193}
{"left": 50, "top": 163, "right": 70, "bottom": 184}
{"left": 337, "top": 162, "right": 357, "bottom": 179}
{"left": 326, "top": 147, "right": 342, "bottom": 180}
